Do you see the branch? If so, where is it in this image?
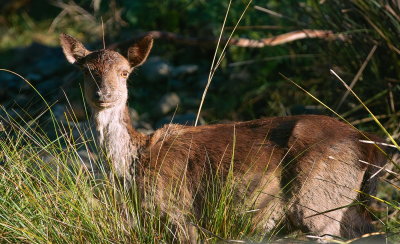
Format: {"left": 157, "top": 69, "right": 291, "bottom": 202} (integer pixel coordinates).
{"left": 108, "top": 29, "right": 346, "bottom": 51}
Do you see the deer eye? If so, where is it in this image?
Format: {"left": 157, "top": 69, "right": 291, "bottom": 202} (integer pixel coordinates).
{"left": 121, "top": 71, "right": 129, "bottom": 78}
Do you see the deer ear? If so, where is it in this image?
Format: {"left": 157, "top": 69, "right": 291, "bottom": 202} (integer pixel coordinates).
{"left": 59, "top": 33, "right": 90, "bottom": 64}
{"left": 127, "top": 35, "right": 153, "bottom": 67}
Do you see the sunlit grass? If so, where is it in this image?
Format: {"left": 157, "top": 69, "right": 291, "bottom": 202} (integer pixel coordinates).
{"left": 0, "top": 105, "right": 265, "bottom": 243}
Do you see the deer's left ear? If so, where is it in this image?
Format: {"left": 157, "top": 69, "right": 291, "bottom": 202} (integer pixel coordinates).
{"left": 127, "top": 35, "right": 153, "bottom": 67}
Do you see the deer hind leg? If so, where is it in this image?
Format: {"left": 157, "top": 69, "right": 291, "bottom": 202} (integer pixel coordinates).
{"left": 249, "top": 179, "right": 287, "bottom": 236}
{"left": 167, "top": 214, "right": 198, "bottom": 244}
{"left": 252, "top": 197, "right": 288, "bottom": 240}
{"left": 340, "top": 205, "right": 375, "bottom": 238}
{"left": 286, "top": 151, "right": 371, "bottom": 240}
{"left": 156, "top": 185, "right": 198, "bottom": 243}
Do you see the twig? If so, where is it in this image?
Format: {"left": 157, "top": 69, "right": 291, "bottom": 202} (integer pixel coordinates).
{"left": 48, "top": 8, "right": 67, "bottom": 33}
{"left": 358, "top": 159, "right": 399, "bottom": 177}
{"left": 51, "top": 0, "right": 96, "bottom": 24}
{"left": 254, "top": 5, "right": 306, "bottom": 25}
{"left": 345, "top": 231, "right": 388, "bottom": 244}
{"left": 330, "top": 69, "right": 399, "bottom": 149}
{"left": 387, "top": 81, "right": 396, "bottom": 113}
{"left": 351, "top": 111, "right": 400, "bottom": 125}
{"left": 189, "top": 222, "right": 246, "bottom": 243}
{"left": 101, "top": 17, "right": 105, "bottom": 49}
{"left": 254, "top": 6, "right": 283, "bottom": 18}
{"left": 359, "top": 139, "right": 399, "bottom": 149}
{"left": 336, "top": 45, "right": 377, "bottom": 111}
{"left": 306, "top": 234, "right": 345, "bottom": 244}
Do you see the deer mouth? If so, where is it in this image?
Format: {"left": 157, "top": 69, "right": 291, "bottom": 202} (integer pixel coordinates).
{"left": 92, "top": 100, "right": 119, "bottom": 109}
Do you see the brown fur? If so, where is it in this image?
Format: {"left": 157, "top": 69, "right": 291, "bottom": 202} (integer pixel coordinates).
{"left": 60, "top": 33, "right": 388, "bottom": 242}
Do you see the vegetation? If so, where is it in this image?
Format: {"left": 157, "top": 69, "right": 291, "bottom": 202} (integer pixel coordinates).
{"left": 0, "top": 0, "right": 399, "bottom": 242}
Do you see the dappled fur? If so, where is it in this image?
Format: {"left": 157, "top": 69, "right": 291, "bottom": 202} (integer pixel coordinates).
{"left": 60, "top": 33, "right": 388, "bottom": 241}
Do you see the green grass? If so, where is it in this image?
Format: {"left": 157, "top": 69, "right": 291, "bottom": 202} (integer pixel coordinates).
{"left": 0, "top": 100, "right": 398, "bottom": 243}
{"left": 0, "top": 107, "right": 264, "bottom": 243}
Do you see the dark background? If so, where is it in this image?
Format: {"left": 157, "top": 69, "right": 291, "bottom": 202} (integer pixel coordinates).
{"left": 0, "top": 0, "right": 398, "bottom": 134}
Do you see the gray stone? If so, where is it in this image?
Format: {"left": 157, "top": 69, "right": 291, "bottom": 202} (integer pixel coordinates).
{"left": 172, "top": 64, "right": 199, "bottom": 77}
{"left": 153, "top": 92, "right": 180, "bottom": 116}
{"left": 168, "top": 79, "right": 184, "bottom": 89}
{"left": 14, "top": 94, "right": 30, "bottom": 105}
{"left": 129, "top": 108, "right": 140, "bottom": 122}
{"left": 156, "top": 113, "right": 205, "bottom": 129}
{"left": 140, "top": 57, "right": 171, "bottom": 82}
{"left": 197, "top": 75, "right": 209, "bottom": 89}
{"left": 34, "top": 58, "right": 65, "bottom": 77}
{"left": 36, "top": 78, "right": 64, "bottom": 96}
{"left": 0, "top": 72, "right": 25, "bottom": 90}
{"left": 25, "top": 73, "right": 42, "bottom": 82}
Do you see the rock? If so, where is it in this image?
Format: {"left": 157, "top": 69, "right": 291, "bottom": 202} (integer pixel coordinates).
{"left": 25, "top": 73, "right": 42, "bottom": 82}
{"left": 36, "top": 78, "right": 64, "bottom": 96}
{"left": 0, "top": 71, "right": 25, "bottom": 90}
{"left": 129, "top": 109, "right": 153, "bottom": 134}
{"left": 137, "top": 128, "right": 154, "bottom": 135}
{"left": 179, "top": 93, "right": 200, "bottom": 108}
{"left": 0, "top": 89, "right": 6, "bottom": 101}
{"left": 168, "top": 79, "right": 184, "bottom": 89}
{"left": 129, "top": 108, "right": 140, "bottom": 122}
{"left": 137, "top": 120, "right": 153, "bottom": 130}
{"left": 14, "top": 94, "right": 30, "bottom": 105}
{"left": 53, "top": 103, "right": 87, "bottom": 123}
{"left": 172, "top": 64, "right": 199, "bottom": 77}
{"left": 132, "top": 118, "right": 153, "bottom": 131}
{"left": 197, "top": 75, "right": 209, "bottom": 89}
{"left": 40, "top": 148, "right": 101, "bottom": 179}
{"left": 138, "top": 112, "right": 150, "bottom": 121}
{"left": 155, "top": 113, "right": 205, "bottom": 129}
{"left": 229, "top": 69, "right": 251, "bottom": 83}
{"left": 153, "top": 92, "right": 180, "bottom": 116}
{"left": 33, "top": 57, "right": 65, "bottom": 78}
{"left": 140, "top": 57, "right": 171, "bottom": 82}
{"left": 53, "top": 104, "right": 67, "bottom": 123}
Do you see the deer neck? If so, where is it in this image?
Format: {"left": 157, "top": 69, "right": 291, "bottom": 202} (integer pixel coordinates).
{"left": 92, "top": 103, "right": 146, "bottom": 180}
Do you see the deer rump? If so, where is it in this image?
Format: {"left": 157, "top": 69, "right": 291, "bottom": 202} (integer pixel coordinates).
{"left": 138, "top": 114, "right": 386, "bottom": 239}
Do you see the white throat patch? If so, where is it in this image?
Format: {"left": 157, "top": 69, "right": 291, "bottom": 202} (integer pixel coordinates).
{"left": 94, "top": 104, "right": 138, "bottom": 181}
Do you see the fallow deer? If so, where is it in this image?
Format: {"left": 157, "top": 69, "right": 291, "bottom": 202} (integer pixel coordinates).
{"left": 60, "top": 33, "right": 388, "bottom": 242}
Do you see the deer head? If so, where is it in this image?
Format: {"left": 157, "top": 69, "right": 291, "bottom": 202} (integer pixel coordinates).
{"left": 59, "top": 33, "right": 153, "bottom": 111}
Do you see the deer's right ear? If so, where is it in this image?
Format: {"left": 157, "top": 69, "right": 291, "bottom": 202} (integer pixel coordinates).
{"left": 59, "top": 33, "right": 90, "bottom": 64}
{"left": 127, "top": 35, "right": 154, "bottom": 67}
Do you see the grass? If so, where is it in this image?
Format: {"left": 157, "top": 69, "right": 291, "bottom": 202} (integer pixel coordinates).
{"left": 0, "top": 88, "right": 399, "bottom": 243}
{"left": 0, "top": 99, "right": 266, "bottom": 243}
{"left": 0, "top": 112, "right": 156, "bottom": 242}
